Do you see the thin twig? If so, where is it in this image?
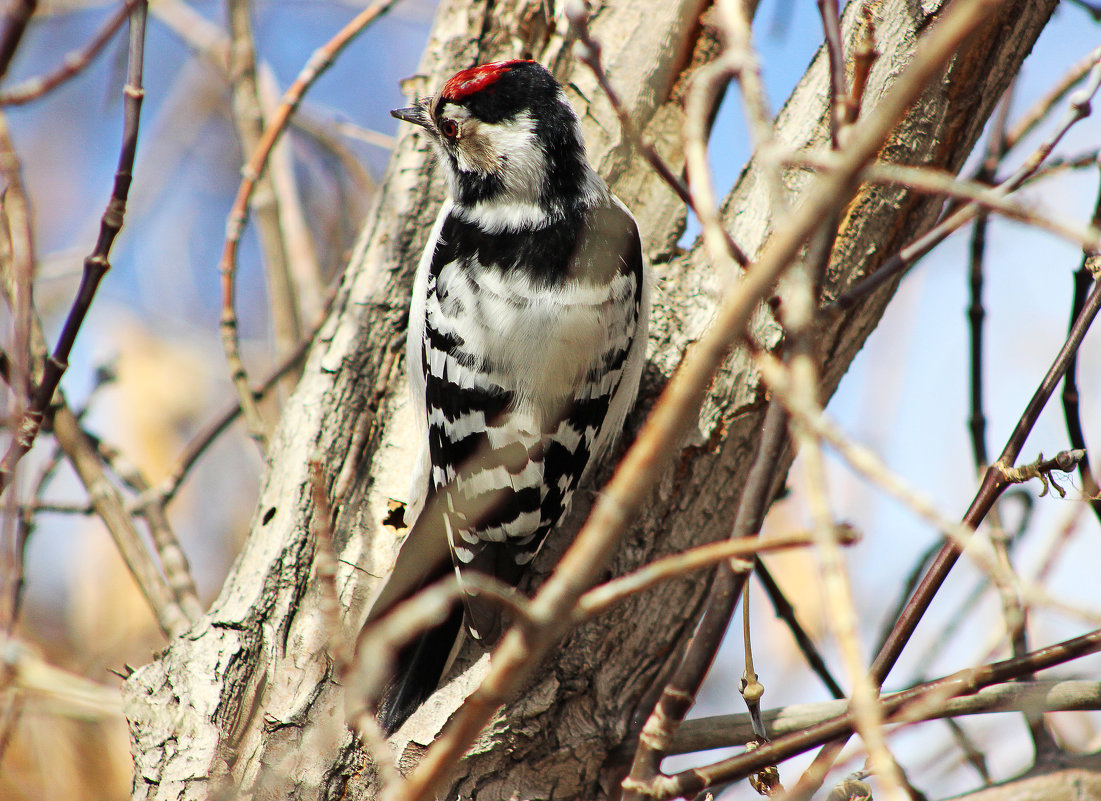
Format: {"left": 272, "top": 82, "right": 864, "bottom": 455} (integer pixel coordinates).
{"left": 968, "top": 86, "right": 1012, "bottom": 470}
{"left": 865, "top": 273, "right": 1101, "bottom": 723}
{"left": 0, "top": 111, "right": 34, "bottom": 417}
{"left": 17, "top": 500, "right": 93, "bottom": 515}
{"left": 943, "top": 718, "right": 991, "bottom": 785}
{"left": 0, "top": 0, "right": 36, "bottom": 83}
{"left": 1061, "top": 162, "right": 1101, "bottom": 527}
{"left": 566, "top": 2, "right": 750, "bottom": 266}
{"left": 740, "top": 585, "right": 768, "bottom": 744}
{"left": 845, "top": 6, "right": 878, "bottom": 128}
{"left": 0, "top": 633, "right": 123, "bottom": 717}
{"left": 1004, "top": 45, "right": 1101, "bottom": 151}
{"left": 0, "top": 0, "right": 150, "bottom": 497}
{"left": 7, "top": 442, "right": 64, "bottom": 630}
{"left": 94, "top": 438, "right": 202, "bottom": 622}
{"left": 293, "top": 111, "right": 380, "bottom": 191}
{"left": 832, "top": 44, "right": 1101, "bottom": 309}
{"left": 794, "top": 153, "right": 1101, "bottom": 255}
{"left": 577, "top": 527, "right": 856, "bottom": 622}
{"left": 51, "top": 402, "right": 186, "bottom": 637}
{"left": 964, "top": 91, "right": 1056, "bottom": 759}
{"left": 794, "top": 410, "right": 904, "bottom": 800}
{"left": 218, "top": 0, "right": 401, "bottom": 449}
{"left": 670, "top": 679, "right": 1101, "bottom": 754}
{"left": 780, "top": 222, "right": 904, "bottom": 798}
{"left": 0, "top": 0, "right": 143, "bottom": 106}
{"left": 757, "top": 350, "right": 1092, "bottom": 633}
{"left": 1025, "top": 149, "right": 1101, "bottom": 182}
{"left": 622, "top": 401, "right": 790, "bottom": 799}
{"left": 256, "top": 71, "right": 338, "bottom": 323}
{"left": 754, "top": 558, "right": 845, "bottom": 700}
{"left": 682, "top": 57, "right": 742, "bottom": 276}
{"left": 717, "top": 0, "right": 784, "bottom": 214}
{"left": 967, "top": 213, "right": 990, "bottom": 467}
{"left": 803, "top": 0, "right": 873, "bottom": 295}
{"left": 643, "top": 627, "right": 1101, "bottom": 798}
{"left": 0, "top": 106, "right": 35, "bottom": 633}
{"left": 996, "top": 450, "right": 1087, "bottom": 495}
{"left": 148, "top": 0, "right": 332, "bottom": 324}
{"left": 5, "top": 4, "right": 187, "bottom": 638}
{"left": 227, "top": 0, "right": 302, "bottom": 369}
{"left": 901, "top": 492, "right": 1033, "bottom": 680}
{"left": 329, "top": 117, "right": 396, "bottom": 151}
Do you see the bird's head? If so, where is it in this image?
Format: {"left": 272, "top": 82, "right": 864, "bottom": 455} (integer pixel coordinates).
{"left": 392, "top": 60, "right": 598, "bottom": 225}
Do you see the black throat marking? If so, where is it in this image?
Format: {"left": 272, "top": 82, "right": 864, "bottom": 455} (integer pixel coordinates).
{"left": 433, "top": 198, "right": 638, "bottom": 288}
{"left": 452, "top": 163, "right": 506, "bottom": 207}
{"left": 433, "top": 212, "right": 580, "bottom": 285}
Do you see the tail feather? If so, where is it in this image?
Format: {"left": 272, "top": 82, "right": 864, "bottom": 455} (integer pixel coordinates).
{"left": 362, "top": 492, "right": 456, "bottom": 735}
{"left": 376, "top": 601, "right": 464, "bottom": 736}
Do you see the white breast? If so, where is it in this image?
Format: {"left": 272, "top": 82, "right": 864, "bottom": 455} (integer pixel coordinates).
{"left": 435, "top": 260, "right": 633, "bottom": 426}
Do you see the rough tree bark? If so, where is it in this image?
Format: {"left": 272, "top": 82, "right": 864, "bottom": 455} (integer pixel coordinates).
{"left": 123, "top": 0, "right": 1059, "bottom": 799}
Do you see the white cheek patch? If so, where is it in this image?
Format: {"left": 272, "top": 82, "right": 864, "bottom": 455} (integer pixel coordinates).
{"left": 478, "top": 113, "right": 543, "bottom": 175}
{"left": 460, "top": 111, "right": 548, "bottom": 205}
{"left": 498, "top": 119, "right": 547, "bottom": 205}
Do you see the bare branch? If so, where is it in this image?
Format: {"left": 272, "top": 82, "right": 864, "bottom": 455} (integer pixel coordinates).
{"left": 227, "top": 0, "right": 302, "bottom": 368}
{"left": 567, "top": 1, "right": 750, "bottom": 266}
{"left": 0, "top": 0, "right": 143, "bottom": 106}
{"left": 576, "top": 526, "right": 857, "bottom": 621}
{"left": 816, "top": 0, "right": 845, "bottom": 147}
{"left": 0, "top": 0, "right": 36, "bottom": 83}
{"left": 833, "top": 44, "right": 1101, "bottom": 309}
{"left": 1061, "top": 165, "right": 1101, "bottom": 526}
{"left": 93, "top": 438, "right": 202, "bottom": 621}
{"left": 51, "top": 402, "right": 186, "bottom": 638}
{"left": 0, "top": 1, "right": 150, "bottom": 496}
{"left": 672, "top": 679, "right": 1101, "bottom": 755}
{"left": 217, "top": 0, "right": 401, "bottom": 449}
{"left": 649, "top": 627, "right": 1101, "bottom": 798}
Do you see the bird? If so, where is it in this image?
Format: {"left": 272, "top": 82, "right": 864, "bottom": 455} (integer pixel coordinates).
{"left": 362, "top": 59, "right": 650, "bottom": 736}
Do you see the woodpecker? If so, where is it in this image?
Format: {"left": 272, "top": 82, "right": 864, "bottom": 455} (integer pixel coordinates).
{"left": 364, "top": 59, "right": 650, "bottom": 735}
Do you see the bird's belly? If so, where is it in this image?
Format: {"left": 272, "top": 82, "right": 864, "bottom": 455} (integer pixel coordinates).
{"left": 440, "top": 267, "right": 610, "bottom": 414}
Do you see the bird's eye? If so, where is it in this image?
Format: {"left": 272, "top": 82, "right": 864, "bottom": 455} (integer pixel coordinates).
{"left": 439, "top": 119, "right": 459, "bottom": 138}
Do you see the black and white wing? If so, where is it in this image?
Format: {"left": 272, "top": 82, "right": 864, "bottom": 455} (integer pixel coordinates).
{"left": 417, "top": 195, "right": 648, "bottom": 642}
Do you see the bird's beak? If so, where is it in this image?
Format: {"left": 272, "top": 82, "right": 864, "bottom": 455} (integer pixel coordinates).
{"left": 391, "top": 105, "right": 430, "bottom": 129}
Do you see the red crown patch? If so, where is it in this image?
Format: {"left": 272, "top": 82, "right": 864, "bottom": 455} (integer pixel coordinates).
{"left": 440, "top": 60, "right": 535, "bottom": 102}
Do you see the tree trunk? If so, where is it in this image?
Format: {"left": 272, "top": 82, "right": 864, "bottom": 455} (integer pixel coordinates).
{"left": 123, "top": 0, "right": 1058, "bottom": 799}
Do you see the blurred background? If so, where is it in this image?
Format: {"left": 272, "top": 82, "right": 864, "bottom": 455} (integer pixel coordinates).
{"left": 1, "top": 0, "right": 1100, "bottom": 799}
